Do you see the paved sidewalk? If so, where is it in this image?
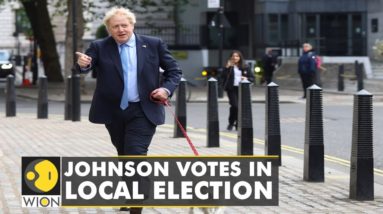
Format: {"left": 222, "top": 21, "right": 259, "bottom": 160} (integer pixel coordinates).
{"left": 0, "top": 114, "right": 382, "bottom": 213}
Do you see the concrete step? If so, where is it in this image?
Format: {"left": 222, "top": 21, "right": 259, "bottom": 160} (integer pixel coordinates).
{"left": 372, "top": 74, "right": 383, "bottom": 79}
{"left": 369, "top": 61, "right": 383, "bottom": 79}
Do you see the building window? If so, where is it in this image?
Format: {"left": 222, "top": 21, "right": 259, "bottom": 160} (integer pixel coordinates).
{"left": 281, "top": 14, "right": 289, "bottom": 41}
{"left": 306, "top": 15, "right": 316, "bottom": 36}
{"left": 371, "top": 18, "right": 378, "bottom": 33}
{"left": 267, "top": 14, "right": 289, "bottom": 45}
{"left": 268, "top": 14, "right": 279, "bottom": 44}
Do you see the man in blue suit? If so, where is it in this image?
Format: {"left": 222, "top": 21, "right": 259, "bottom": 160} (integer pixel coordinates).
{"left": 76, "top": 8, "right": 181, "bottom": 212}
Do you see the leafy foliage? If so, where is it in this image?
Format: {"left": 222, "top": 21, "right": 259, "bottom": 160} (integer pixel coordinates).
{"left": 372, "top": 39, "right": 383, "bottom": 61}
{"left": 95, "top": 24, "right": 108, "bottom": 39}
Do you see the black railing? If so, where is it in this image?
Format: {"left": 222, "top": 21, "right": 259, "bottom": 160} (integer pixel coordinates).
{"left": 275, "top": 37, "right": 366, "bottom": 56}
{"left": 135, "top": 25, "right": 201, "bottom": 49}
{"left": 279, "top": 40, "right": 301, "bottom": 57}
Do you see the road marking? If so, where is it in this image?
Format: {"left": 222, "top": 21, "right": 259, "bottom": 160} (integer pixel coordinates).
{"left": 160, "top": 124, "right": 383, "bottom": 177}
{"left": 326, "top": 175, "right": 349, "bottom": 180}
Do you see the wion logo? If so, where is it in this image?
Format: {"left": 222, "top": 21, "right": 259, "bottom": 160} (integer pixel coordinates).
{"left": 21, "top": 157, "right": 61, "bottom": 207}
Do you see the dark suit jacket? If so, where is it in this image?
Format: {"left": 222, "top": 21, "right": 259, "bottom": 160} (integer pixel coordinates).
{"left": 221, "top": 65, "right": 254, "bottom": 91}
{"left": 80, "top": 34, "right": 182, "bottom": 125}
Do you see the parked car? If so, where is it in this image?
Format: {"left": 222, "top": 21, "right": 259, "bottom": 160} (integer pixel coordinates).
{"left": 0, "top": 50, "right": 15, "bottom": 78}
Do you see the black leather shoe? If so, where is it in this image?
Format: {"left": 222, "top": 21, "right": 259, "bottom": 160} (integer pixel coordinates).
{"left": 227, "top": 124, "right": 234, "bottom": 131}
{"left": 130, "top": 207, "right": 143, "bottom": 214}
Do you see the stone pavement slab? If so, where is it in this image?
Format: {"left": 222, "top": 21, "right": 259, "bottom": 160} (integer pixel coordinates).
{"left": 0, "top": 114, "right": 382, "bottom": 213}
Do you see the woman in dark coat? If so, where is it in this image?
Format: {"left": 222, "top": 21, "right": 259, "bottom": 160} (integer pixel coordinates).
{"left": 222, "top": 50, "right": 254, "bottom": 131}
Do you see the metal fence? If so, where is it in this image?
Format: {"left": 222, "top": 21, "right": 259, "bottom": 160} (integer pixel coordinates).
{"left": 134, "top": 25, "right": 201, "bottom": 48}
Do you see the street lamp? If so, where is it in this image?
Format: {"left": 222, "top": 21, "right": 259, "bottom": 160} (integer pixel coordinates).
{"left": 210, "top": 5, "right": 229, "bottom": 98}
{"left": 217, "top": 6, "right": 224, "bottom": 98}
{"left": 71, "top": 0, "right": 81, "bottom": 121}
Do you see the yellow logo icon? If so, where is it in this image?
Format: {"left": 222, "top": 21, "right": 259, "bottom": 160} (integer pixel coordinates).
{"left": 24, "top": 159, "right": 59, "bottom": 193}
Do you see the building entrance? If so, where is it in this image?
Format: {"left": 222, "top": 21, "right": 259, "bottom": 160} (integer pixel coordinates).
{"left": 303, "top": 13, "right": 366, "bottom": 56}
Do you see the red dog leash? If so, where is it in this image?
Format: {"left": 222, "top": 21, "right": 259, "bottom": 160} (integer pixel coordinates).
{"left": 150, "top": 95, "right": 199, "bottom": 156}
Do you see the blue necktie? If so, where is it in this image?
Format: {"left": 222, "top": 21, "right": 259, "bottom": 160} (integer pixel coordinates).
{"left": 120, "top": 44, "right": 129, "bottom": 110}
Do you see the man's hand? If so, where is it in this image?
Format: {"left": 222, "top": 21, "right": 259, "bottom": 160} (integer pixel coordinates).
{"left": 76, "top": 52, "right": 92, "bottom": 68}
{"left": 150, "top": 88, "right": 169, "bottom": 103}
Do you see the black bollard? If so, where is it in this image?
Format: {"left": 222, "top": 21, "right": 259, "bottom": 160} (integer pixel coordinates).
{"left": 5, "top": 75, "right": 16, "bottom": 117}
{"left": 174, "top": 78, "right": 187, "bottom": 138}
{"left": 338, "top": 64, "right": 344, "bottom": 91}
{"left": 357, "top": 63, "right": 364, "bottom": 91}
{"left": 37, "top": 76, "right": 48, "bottom": 119}
{"left": 72, "top": 74, "right": 81, "bottom": 121}
{"left": 237, "top": 79, "right": 253, "bottom": 155}
{"left": 265, "top": 82, "right": 281, "bottom": 165}
{"left": 65, "top": 76, "right": 72, "bottom": 120}
{"left": 303, "top": 84, "right": 324, "bottom": 182}
{"left": 354, "top": 60, "right": 358, "bottom": 77}
{"left": 207, "top": 77, "right": 220, "bottom": 147}
{"left": 350, "top": 89, "right": 374, "bottom": 201}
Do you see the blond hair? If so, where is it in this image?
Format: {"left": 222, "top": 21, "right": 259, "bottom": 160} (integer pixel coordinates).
{"left": 303, "top": 43, "right": 313, "bottom": 50}
{"left": 103, "top": 7, "right": 136, "bottom": 28}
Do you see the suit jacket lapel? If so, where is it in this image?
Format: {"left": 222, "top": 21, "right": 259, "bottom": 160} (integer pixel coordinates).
{"left": 106, "top": 37, "right": 124, "bottom": 81}
{"left": 135, "top": 34, "right": 146, "bottom": 76}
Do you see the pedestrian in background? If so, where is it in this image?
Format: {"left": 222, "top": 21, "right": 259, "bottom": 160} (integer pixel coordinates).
{"left": 222, "top": 50, "right": 254, "bottom": 131}
{"left": 262, "top": 48, "right": 277, "bottom": 84}
{"left": 76, "top": 7, "right": 182, "bottom": 213}
{"left": 298, "top": 43, "right": 317, "bottom": 98}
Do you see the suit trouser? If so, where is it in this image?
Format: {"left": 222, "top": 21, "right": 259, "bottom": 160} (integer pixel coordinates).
{"left": 105, "top": 102, "right": 154, "bottom": 209}
{"left": 299, "top": 72, "right": 315, "bottom": 98}
{"left": 105, "top": 102, "right": 156, "bottom": 156}
{"left": 264, "top": 70, "right": 274, "bottom": 84}
{"left": 226, "top": 87, "right": 239, "bottom": 126}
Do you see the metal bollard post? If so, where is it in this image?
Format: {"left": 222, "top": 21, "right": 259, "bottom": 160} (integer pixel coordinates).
{"left": 37, "top": 76, "right": 48, "bottom": 119}
{"left": 65, "top": 76, "right": 72, "bottom": 120}
{"left": 357, "top": 63, "right": 364, "bottom": 91}
{"left": 350, "top": 89, "right": 374, "bottom": 200}
{"left": 207, "top": 77, "right": 220, "bottom": 147}
{"left": 338, "top": 64, "right": 344, "bottom": 91}
{"left": 174, "top": 78, "right": 187, "bottom": 138}
{"left": 5, "top": 75, "right": 16, "bottom": 117}
{"left": 71, "top": 74, "right": 81, "bottom": 121}
{"left": 265, "top": 82, "right": 281, "bottom": 165}
{"left": 237, "top": 79, "right": 253, "bottom": 155}
{"left": 303, "top": 84, "right": 324, "bottom": 182}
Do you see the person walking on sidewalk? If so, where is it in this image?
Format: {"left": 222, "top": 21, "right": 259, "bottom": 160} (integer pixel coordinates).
{"left": 298, "top": 43, "right": 317, "bottom": 98}
{"left": 262, "top": 48, "right": 277, "bottom": 84}
{"left": 222, "top": 50, "right": 254, "bottom": 131}
{"left": 76, "top": 7, "right": 182, "bottom": 213}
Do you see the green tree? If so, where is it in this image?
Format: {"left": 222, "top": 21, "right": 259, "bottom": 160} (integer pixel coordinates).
{"left": 21, "top": 0, "right": 63, "bottom": 82}
{"left": 1, "top": 0, "right": 192, "bottom": 82}
{"left": 373, "top": 39, "right": 383, "bottom": 61}
{"left": 95, "top": 25, "right": 108, "bottom": 39}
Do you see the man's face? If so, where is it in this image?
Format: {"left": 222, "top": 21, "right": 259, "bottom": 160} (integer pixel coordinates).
{"left": 107, "top": 13, "right": 134, "bottom": 44}
{"left": 303, "top": 44, "right": 311, "bottom": 52}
